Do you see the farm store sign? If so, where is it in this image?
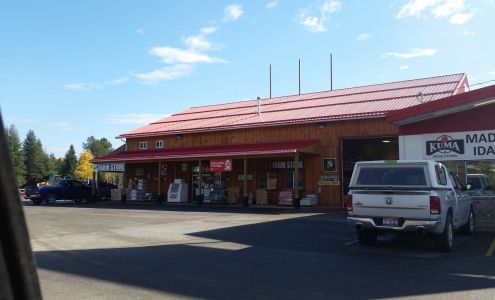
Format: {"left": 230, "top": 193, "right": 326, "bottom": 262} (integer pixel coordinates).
{"left": 423, "top": 130, "right": 495, "bottom": 161}
{"left": 94, "top": 163, "right": 125, "bottom": 172}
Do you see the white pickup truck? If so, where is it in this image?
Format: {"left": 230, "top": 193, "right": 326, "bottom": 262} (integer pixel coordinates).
{"left": 347, "top": 160, "right": 475, "bottom": 252}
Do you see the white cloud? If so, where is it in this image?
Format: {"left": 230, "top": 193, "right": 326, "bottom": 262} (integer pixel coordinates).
{"left": 150, "top": 47, "right": 226, "bottom": 64}
{"left": 107, "top": 114, "right": 169, "bottom": 125}
{"left": 356, "top": 33, "right": 370, "bottom": 41}
{"left": 64, "top": 82, "right": 101, "bottom": 91}
{"left": 134, "top": 64, "right": 195, "bottom": 83}
{"left": 382, "top": 48, "right": 437, "bottom": 58}
{"left": 266, "top": 1, "right": 278, "bottom": 9}
{"left": 5, "top": 115, "right": 37, "bottom": 124}
{"left": 298, "top": 0, "right": 342, "bottom": 33}
{"left": 136, "top": 27, "right": 145, "bottom": 35}
{"left": 183, "top": 27, "right": 218, "bottom": 51}
{"left": 396, "top": 0, "right": 474, "bottom": 25}
{"left": 104, "top": 77, "right": 129, "bottom": 85}
{"left": 489, "top": 70, "right": 495, "bottom": 75}
{"left": 462, "top": 28, "right": 475, "bottom": 36}
{"left": 223, "top": 4, "right": 243, "bottom": 22}
{"left": 399, "top": 65, "right": 410, "bottom": 70}
{"left": 50, "top": 122, "right": 73, "bottom": 131}
{"left": 449, "top": 12, "right": 473, "bottom": 24}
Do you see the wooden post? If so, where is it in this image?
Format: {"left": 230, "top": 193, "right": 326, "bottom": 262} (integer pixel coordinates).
{"left": 158, "top": 161, "right": 161, "bottom": 195}
{"left": 91, "top": 171, "right": 96, "bottom": 197}
{"left": 294, "top": 152, "right": 300, "bottom": 208}
{"left": 198, "top": 159, "right": 203, "bottom": 205}
{"left": 243, "top": 157, "right": 248, "bottom": 207}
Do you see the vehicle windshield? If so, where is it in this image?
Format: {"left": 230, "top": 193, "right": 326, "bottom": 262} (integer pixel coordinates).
{"left": 355, "top": 166, "right": 427, "bottom": 186}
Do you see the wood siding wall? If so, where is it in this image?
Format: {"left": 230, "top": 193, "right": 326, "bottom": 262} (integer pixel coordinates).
{"left": 125, "top": 118, "right": 398, "bottom": 206}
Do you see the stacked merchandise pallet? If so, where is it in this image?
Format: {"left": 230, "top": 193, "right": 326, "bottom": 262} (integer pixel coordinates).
{"left": 126, "top": 179, "right": 148, "bottom": 201}
{"left": 255, "top": 189, "right": 268, "bottom": 205}
{"left": 278, "top": 190, "right": 294, "bottom": 206}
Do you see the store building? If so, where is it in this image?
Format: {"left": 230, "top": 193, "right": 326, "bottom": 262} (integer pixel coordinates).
{"left": 92, "top": 73, "right": 469, "bottom": 206}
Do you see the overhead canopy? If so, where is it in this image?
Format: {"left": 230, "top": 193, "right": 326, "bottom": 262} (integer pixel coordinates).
{"left": 91, "top": 139, "right": 319, "bottom": 163}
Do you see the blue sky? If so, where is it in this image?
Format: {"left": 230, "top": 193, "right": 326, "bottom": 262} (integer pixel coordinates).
{"left": 1, "top": 0, "right": 494, "bottom": 157}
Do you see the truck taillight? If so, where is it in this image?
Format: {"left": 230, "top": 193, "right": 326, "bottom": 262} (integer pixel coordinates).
{"left": 430, "top": 196, "right": 441, "bottom": 214}
{"left": 34, "top": 187, "right": 39, "bottom": 193}
{"left": 346, "top": 195, "right": 353, "bottom": 211}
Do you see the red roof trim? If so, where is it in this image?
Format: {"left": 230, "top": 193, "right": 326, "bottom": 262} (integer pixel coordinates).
{"left": 117, "top": 114, "right": 385, "bottom": 139}
{"left": 387, "top": 84, "right": 495, "bottom": 123}
{"left": 91, "top": 139, "right": 320, "bottom": 163}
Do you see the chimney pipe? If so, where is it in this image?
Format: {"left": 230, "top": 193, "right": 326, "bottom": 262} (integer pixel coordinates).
{"left": 257, "top": 97, "right": 261, "bottom": 116}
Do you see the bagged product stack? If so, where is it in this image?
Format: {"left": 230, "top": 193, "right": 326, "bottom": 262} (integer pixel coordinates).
{"left": 255, "top": 189, "right": 268, "bottom": 205}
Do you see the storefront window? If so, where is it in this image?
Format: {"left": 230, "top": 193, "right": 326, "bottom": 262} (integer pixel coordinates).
{"left": 283, "top": 171, "right": 294, "bottom": 189}
{"left": 257, "top": 171, "right": 267, "bottom": 189}
{"left": 267, "top": 172, "right": 278, "bottom": 190}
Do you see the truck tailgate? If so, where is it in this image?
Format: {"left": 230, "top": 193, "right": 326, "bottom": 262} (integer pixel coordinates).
{"left": 352, "top": 190, "right": 430, "bottom": 219}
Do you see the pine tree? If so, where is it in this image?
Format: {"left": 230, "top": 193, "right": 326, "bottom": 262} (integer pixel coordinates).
{"left": 6, "top": 125, "right": 26, "bottom": 186}
{"left": 61, "top": 145, "right": 77, "bottom": 178}
{"left": 42, "top": 152, "right": 59, "bottom": 176}
{"left": 82, "top": 136, "right": 113, "bottom": 157}
{"left": 23, "top": 130, "right": 44, "bottom": 183}
{"left": 74, "top": 150, "right": 94, "bottom": 179}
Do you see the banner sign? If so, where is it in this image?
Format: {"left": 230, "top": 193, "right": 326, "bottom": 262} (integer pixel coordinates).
{"left": 94, "top": 163, "right": 125, "bottom": 172}
{"left": 210, "top": 159, "right": 233, "bottom": 172}
{"left": 422, "top": 130, "right": 495, "bottom": 161}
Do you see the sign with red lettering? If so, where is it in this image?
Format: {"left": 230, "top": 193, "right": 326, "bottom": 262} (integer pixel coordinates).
{"left": 210, "top": 159, "right": 233, "bottom": 172}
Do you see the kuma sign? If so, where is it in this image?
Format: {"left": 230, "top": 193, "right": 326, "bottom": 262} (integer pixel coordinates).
{"left": 423, "top": 130, "right": 495, "bottom": 161}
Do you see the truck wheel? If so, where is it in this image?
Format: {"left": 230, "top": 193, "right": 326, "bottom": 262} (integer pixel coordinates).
{"left": 461, "top": 208, "right": 475, "bottom": 236}
{"left": 436, "top": 213, "right": 453, "bottom": 252}
{"left": 32, "top": 199, "right": 43, "bottom": 205}
{"left": 44, "top": 194, "right": 57, "bottom": 205}
{"left": 357, "top": 229, "right": 377, "bottom": 246}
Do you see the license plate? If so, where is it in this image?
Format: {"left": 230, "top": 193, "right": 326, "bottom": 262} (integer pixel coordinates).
{"left": 383, "top": 217, "right": 399, "bottom": 227}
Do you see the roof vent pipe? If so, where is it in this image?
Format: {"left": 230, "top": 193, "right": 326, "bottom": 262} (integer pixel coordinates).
{"left": 257, "top": 97, "right": 261, "bottom": 116}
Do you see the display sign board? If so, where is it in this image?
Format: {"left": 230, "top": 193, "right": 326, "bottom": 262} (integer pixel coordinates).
{"left": 422, "top": 130, "right": 495, "bottom": 161}
{"left": 93, "top": 163, "right": 125, "bottom": 172}
{"left": 400, "top": 130, "right": 495, "bottom": 161}
{"left": 318, "top": 175, "right": 340, "bottom": 186}
{"left": 272, "top": 160, "right": 304, "bottom": 169}
{"left": 210, "top": 158, "right": 233, "bottom": 172}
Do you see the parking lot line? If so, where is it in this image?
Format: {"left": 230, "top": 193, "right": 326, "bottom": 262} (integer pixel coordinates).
{"left": 486, "top": 239, "right": 495, "bottom": 257}
{"left": 344, "top": 240, "right": 358, "bottom": 246}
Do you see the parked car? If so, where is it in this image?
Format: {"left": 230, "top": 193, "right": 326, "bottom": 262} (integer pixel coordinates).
{"left": 466, "top": 174, "right": 493, "bottom": 196}
{"left": 29, "top": 179, "right": 92, "bottom": 205}
{"left": 347, "top": 160, "right": 475, "bottom": 252}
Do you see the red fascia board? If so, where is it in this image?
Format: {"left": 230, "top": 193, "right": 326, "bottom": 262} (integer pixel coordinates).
{"left": 91, "top": 139, "right": 319, "bottom": 163}
{"left": 387, "top": 84, "right": 495, "bottom": 123}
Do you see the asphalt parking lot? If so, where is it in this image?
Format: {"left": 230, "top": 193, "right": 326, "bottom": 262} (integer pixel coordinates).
{"left": 24, "top": 201, "right": 495, "bottom": 300}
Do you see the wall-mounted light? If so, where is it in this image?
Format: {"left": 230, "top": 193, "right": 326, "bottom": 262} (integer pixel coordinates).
{"left": 176, "top": 134, "right": 183, "bottom": 140}
{"left": 318, "top": 122, "right": 325, "bottom": 129}
{"left": 382, "top": 140, "right": 391, "bottom": 143}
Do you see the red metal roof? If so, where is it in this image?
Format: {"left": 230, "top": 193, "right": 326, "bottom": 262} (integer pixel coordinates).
{"left": 91, "top": 139, "right": 319, "bottom": 163}
{"left": 387, "top": 83, "right": 495, "bottom": 124}
{"left": 119, "top": 73, "right": 467, "bottom": 138}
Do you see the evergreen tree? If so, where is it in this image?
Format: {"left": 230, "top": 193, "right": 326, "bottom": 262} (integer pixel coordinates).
{"left": 6, "top": 125, "right": 26, "bottom": 186}
{"left": 61, "top": 145, "right": 77, "bottom": 178}
{"left": 42, "top": 152, "right": 59, "bottom": 176}
{"left": 23, "top": 130, "right": 44, "bottom": 183}
{"left": 82, "top": 136, "right": 113, "bottom": 157}
{"left": 74, "top": 150, "right": 94, "bottom": 179}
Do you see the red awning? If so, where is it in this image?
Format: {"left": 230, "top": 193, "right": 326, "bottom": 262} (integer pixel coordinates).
{"left": 91, "top": 139, "right": 319, "bottom": 163}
